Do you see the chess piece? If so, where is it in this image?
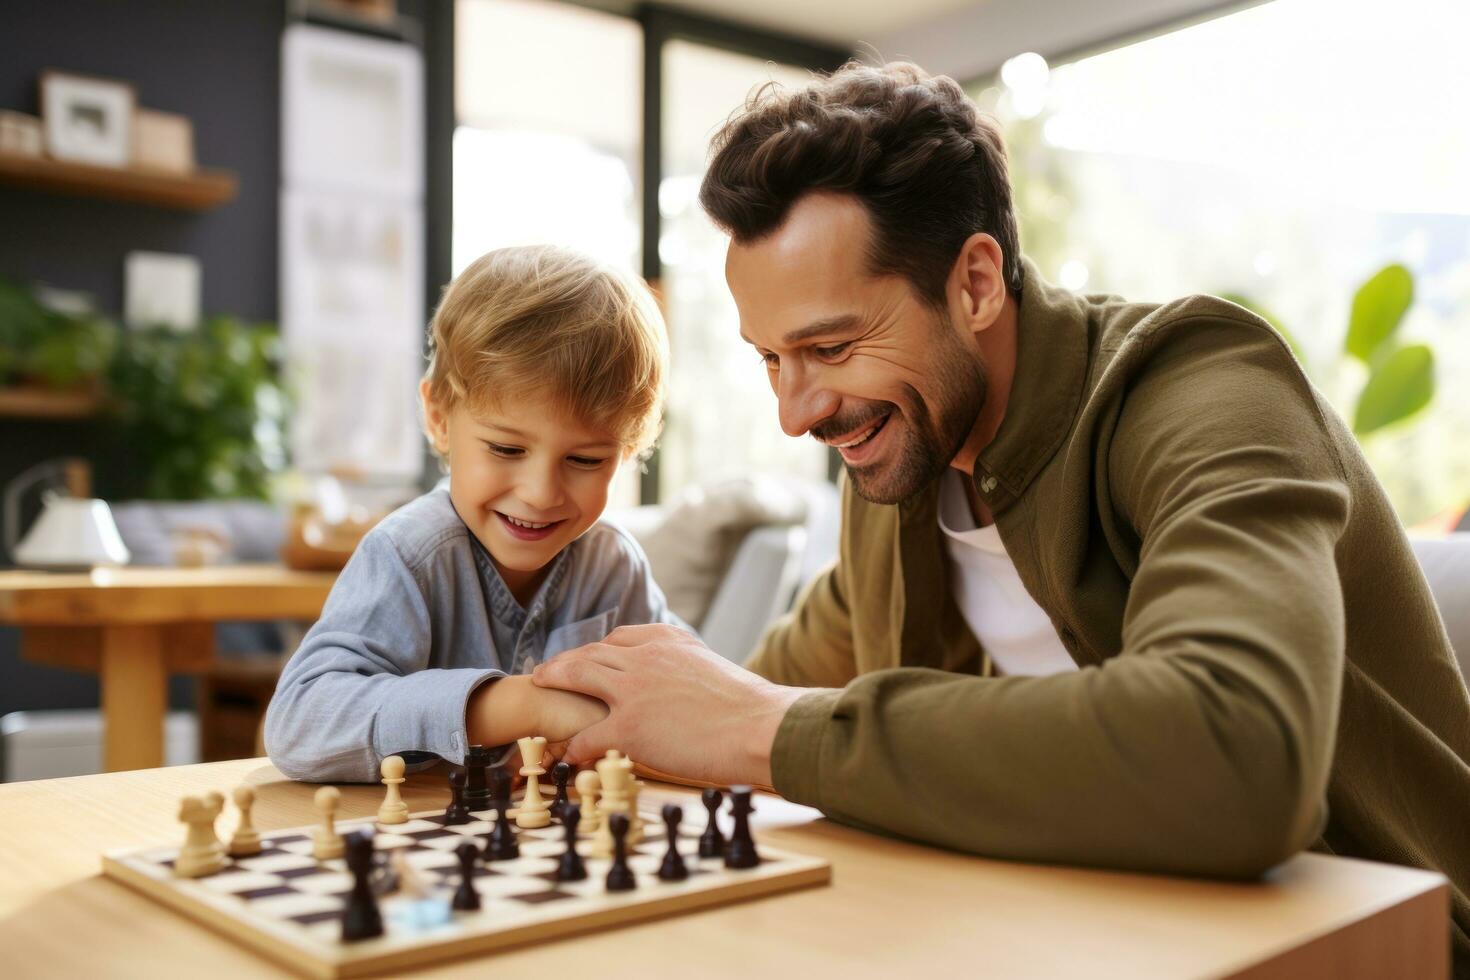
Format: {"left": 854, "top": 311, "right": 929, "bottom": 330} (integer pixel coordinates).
{"left": 313, "top": 786, "right": 345, "bottom": 860}
{"left": 514, "top": 736, "right": 550, "bottom": 829}
{"left": 483, "top": 768, "right": 519, "bottom": 861}
{"left": 555, "top": 804, "right": 587, "bottom": 882}
{"left": 377, "top": 755, "right": 409, "bottom": 825}
{"left": 699, "top": 788, "right": 725, "bottom": 859}
{"left": 444, "top": 769, "right": 471, "bottom": 825}
{"left": 551, "top": 761, "right": 572, "bottom": 820}
{"left": 592, "top": 751, "right": 633, "bottom": 858}
{"left": 452, "top": 841, "right": 482, "bottom": 911}
{"left": 605, "top": 813, "right": 635, "bottom": 892}
{"left": 463, "top": 745, "right": 492, "bottom": 812}
{"left": 658, "top": 804, "right": 688, "bottom": 881}
{"left": 724, "top": 786, "right": 760, "bottom": 869}
{"left": 341, "top": 830, "right": 384, "bottom": 941}
{"left": 574, "top": 770, "right": 601, "bottom": 834}
{"left": 228, "top": 785, "right": 262, "bottom": 857}
{"left": 626, "top": 778, "right": 646, "bottom": 846}
{"left": 175, "top": 791, "right": 225, "bottom": 877}
{"left": 391, "top": 848, "right": 430, "bottom": 900}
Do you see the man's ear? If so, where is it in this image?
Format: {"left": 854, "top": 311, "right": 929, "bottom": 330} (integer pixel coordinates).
{"left": 948, "top": 233, "right": 1008, "bottom": 337}
{"left": 419, "top": 379, "right": 451, "bottom": 456}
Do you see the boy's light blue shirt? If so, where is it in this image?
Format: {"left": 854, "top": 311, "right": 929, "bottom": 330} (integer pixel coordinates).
{"left": 265, "top": 487, "right": 685, "bottom": 782}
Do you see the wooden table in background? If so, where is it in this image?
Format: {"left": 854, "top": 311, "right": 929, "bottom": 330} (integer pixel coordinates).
{"left": 0, "top": 759, "right": 1450, "bottom": 978}
{"left": 0, "top": 566, "right": 336, "bottom": 772}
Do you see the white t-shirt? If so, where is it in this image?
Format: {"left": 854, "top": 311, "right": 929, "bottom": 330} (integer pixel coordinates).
{"left": 938, "top": 470, "right": 1077, "bottom": 677}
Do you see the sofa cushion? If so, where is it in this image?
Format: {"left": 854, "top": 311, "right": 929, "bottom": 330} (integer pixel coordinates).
{"left": 637, "top": 478, "right": 807, "bottom": 628}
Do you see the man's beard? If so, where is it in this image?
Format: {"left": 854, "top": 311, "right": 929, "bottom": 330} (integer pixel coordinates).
{"left": 817, "top": 323, "right": 987, "bottom": 506}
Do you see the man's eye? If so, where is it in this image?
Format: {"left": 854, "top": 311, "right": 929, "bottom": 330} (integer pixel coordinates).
{"left": 814, "top": 342, "right": 850, "bottom": 359}
{"left": 758, "top": 351, "right": 779, "bottom": 368}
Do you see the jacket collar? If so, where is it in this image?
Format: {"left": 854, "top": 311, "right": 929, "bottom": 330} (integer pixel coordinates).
{"left": 970, "top": 257, "right": 1092, "bottom": 514}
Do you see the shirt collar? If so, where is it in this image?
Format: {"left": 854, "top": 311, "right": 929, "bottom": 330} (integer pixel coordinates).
{"left": 970, "top": 256, "right": 1092, "bottom": 514}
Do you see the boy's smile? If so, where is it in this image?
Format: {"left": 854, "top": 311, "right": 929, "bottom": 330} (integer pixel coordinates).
{"left": 420, "top": 383, "right": 625, "bottom": 604}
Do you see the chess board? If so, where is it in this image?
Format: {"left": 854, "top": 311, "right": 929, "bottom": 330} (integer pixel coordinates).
{"left": 102, "top": 800, "right": 831, "bottom": 978}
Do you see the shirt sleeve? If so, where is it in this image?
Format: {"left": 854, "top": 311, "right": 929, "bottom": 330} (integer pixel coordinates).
{"left": 264, "top": 529, "right": 501, "bottom": 782}
{"left": 769, "top": 316, "right": 1350, "bottom": 879}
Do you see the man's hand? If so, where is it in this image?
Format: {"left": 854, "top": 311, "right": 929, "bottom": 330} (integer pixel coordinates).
{"left": 530, "top": 624, "right": 807, "bottom": 787}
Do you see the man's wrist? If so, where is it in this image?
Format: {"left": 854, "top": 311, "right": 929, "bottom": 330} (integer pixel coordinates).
{"left": 743, "top": 683, "right": 807, "bottom": 787}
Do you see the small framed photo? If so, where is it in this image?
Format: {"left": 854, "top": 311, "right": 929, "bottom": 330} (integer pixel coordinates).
{"left": 40, "top": 70, "right": 136, "bottom": 167}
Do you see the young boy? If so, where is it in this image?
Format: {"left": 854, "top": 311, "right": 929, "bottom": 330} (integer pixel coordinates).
{"left": 265, "top": 245, "right": 682, "bottom": 782}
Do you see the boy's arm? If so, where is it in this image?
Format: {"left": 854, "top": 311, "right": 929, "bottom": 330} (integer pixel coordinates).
{"left": 466, "top": 674, "right": 607, "bottom": 749}
{"left": 264, "top": 530, "right": 502, "bottom": 782}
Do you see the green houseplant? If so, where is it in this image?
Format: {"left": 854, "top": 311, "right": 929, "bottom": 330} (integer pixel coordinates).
{"left": 107, "top": 317, "right": 287, "bottom": 501}
{"left": 1223, "top": 263, "right": 1435, "bottom": 439}
{"left": 0, "top": 278, "right": 117, "bottom": 390}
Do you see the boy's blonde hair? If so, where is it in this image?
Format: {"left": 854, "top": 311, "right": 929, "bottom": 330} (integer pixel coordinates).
{"left": 423, "top": 245, "right": 669, "bottom": 457}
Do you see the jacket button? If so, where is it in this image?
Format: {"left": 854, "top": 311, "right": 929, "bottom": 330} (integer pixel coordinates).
{"left": 980, "top": 476, "right": 998, "bottom": 493}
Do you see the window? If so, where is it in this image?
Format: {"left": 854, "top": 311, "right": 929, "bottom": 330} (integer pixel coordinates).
{"left": 656, "top": 41, "right": 828, "bottom": 499}
{"left": 974, "top": 0, "right": 1470, "bottom": 522}
{"left": 453, "top": 1, "right": 845, "bottom": 505}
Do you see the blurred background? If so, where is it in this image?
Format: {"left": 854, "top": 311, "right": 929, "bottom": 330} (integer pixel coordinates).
{"left": 0, "top": 0, "right": 1465, "bottom": 780}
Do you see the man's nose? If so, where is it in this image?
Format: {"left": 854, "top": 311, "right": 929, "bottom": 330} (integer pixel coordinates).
{"left": 776, "top": 365, "right": 840, "bottom": 438}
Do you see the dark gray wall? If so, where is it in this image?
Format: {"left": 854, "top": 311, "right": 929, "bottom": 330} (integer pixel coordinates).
{"left": 0, "top": 0, "right": 285, "bottom": 319}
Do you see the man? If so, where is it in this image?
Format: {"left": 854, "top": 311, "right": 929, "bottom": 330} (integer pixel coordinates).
{"left": 533, "top": 62, "right": 1470, "bottom": 969}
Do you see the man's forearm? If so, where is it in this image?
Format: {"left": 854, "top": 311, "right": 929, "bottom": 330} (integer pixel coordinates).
{"left": 768, "top": 663, "right": 1327, "bottom": 880}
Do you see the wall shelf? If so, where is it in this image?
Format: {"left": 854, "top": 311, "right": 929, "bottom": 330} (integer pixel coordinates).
{"left": 0, "top": 386, "right": 105, "bottom": 420}
{"left": 0, "top": 152, "right": 237, "bottom": 211}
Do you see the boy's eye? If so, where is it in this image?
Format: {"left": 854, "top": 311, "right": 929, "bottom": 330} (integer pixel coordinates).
{"left": 568, "top": 455, "right": 610, "bottom": 468}
{"left": 484, "top": 442, "right": 523, "bottom": 458}
{"left": 814, "top": 342, "right": 850, "bottom": 359}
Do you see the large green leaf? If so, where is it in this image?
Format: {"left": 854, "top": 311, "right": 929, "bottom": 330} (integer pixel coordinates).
{"left": 1345, "top": 264, "right": 1413, "bottom": 363}
{"left": 1353, "top": 343, "right": 1434, "bottom": 437}
{"left": 1219, "top": 292, "right": 1305, "bottom": 364}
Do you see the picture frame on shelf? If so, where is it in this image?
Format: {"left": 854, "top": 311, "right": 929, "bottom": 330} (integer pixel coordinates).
{"left": 132, "top": 108, "right": 195, "bottom": 173}
{"left": 40, "top": 70, "right": 136, "bottom": 167}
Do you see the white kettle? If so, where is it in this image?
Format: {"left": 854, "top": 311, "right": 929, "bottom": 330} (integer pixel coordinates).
{"left": 3, "top": 460, "right": 130, "bottom": 571}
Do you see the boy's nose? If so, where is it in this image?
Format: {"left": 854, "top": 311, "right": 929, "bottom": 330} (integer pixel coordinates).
{"left": 519, "top": 469, "right": 566, "bottom": 513}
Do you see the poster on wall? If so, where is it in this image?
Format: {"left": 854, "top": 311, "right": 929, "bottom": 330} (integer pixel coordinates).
{"left": 280, "top": 23, "right": 424, "bottom": 481}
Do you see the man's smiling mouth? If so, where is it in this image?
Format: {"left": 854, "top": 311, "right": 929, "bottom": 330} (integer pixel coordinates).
{"left": 827, "top": 413, "right": 890, "bottom": 449}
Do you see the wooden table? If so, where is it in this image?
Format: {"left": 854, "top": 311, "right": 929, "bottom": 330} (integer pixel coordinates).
{"left": 0, "top": 759, "right": 1449, "bottom": 978}
{"left": 0, "top": 566, "right": 335, "bottom": 772}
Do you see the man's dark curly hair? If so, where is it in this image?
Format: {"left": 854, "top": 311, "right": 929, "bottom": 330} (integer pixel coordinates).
{"left": 699, "top": 61, "right": 1023, "bottom": 306}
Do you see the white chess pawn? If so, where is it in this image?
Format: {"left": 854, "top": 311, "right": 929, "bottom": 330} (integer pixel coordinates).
{"left": 312, "top": 785, "right": 344, "bottom": 860}
{"left": 175, "top": 791, "right": 225, "bottom": 877}
{"left": 575, "top": 769, "right": 601, "bottom": 834}
{"left": 515, "top": 736, "right": 551, "bottom": 829}
{"left": 377, "top": 755, "right": 409, "bottom": 824}
{"left": 228, "top": 784, "right": 262, "bottom": 856}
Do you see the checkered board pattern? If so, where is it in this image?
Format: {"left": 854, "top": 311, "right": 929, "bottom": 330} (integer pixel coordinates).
{"left": 102, "top": 800, "right": 831, "bottom": 978}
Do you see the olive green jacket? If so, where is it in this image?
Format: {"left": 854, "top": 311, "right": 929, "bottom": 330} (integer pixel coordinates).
{"left": 748, "top": 259, "right": 1470, "bottom": 970}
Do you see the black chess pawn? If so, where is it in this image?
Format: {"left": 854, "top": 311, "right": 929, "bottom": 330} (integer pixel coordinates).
{"left": 724, "top": 785, "right": 760, "bottom": 869}
{"left": 452, "top": 841, "right": 482, "bottom": 911}
{"left": 443, "top": 768, "right": 471, "bottom": 825}
{"left": 463, "top": 745, "right": 493, "bottom": 812}
{"left": 605, "top": 813, "right": 636, "bottom": 892}
{"left": 698, "top": 787, "right": 725, "bottom": 858}
{"left": 341, "top": 830, "right": 384, "bottom": 941}
{"left": 555, "top": 803, "right": 587, "bottom": 882}
{"left": 483, "top": 767, "right": 520, "bottom": 862}
{"left": 658, "top": 804, "right": 688, "bottom": 881}
{"left": 551, "top": 761, "right": 572, "bottom": 820}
